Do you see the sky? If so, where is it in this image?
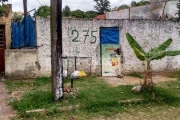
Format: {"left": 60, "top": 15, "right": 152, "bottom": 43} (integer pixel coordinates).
{"left": 6, "top": 0, "right": 141, "bottom": 13}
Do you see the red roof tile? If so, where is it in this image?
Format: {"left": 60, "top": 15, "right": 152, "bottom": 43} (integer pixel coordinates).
{"left": 94, "top": 14, "right": 106, "bottom": 20}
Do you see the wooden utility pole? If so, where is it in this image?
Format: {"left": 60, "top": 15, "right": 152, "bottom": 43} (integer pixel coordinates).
{"left": 23, "top": 0, "right": 27, "bottom": 16}
{"left": 51, "top": 0, "right": 64, "bottom": 100}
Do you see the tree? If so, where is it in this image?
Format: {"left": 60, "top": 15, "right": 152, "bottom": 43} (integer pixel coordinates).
{"left": 126, "top": 33, "right": 180, "bottom": 90}
{"left": 0, "top": 4, "right": 8, "bottom": 17}
{"left": 86, "top": 10, "right": 98, "bottom": 18}
{"left": 94, "top": 0, "right": 110, "bottom": 14}
{"left": 131, "top": 0, "right": 150, "bottom": 7}
{"left": 0, "top": 0, "right": 8, "bottom": 17}
{"left": 13, "top": 12, "right": 23, "bottom": 22}
{"left": 37, "top": 5, "right": 50, "bottom": 17}
{"left": 118, "top": 4, "right": 129, "bottom": 10}
{"left": 63, "top": 5, "right": 71, "bottom": 17}
{"left": 131, "top": 1, "right": 137, "bottom": 7}
{"left": 175, "top": 0, "right": 180, "bottom": 22}
{"left": 71, "top": 9, "right": 88, "bottom": 18}
{"left": 0, "top": 0, "right": 8, "bottom": 4}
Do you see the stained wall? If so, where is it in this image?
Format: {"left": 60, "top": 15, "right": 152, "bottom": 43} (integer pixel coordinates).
{"left": 106, "top": 0, "right": 178, "bottom": 20}
{"left": 36, "top": 18, "right": 180, "bottom": 75}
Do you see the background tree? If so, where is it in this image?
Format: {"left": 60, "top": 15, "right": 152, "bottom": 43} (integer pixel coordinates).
{"left": 12, "top": 12, "right": 23, "bottom": 22}
{"left": 131, "top": 0, "right": 150, "bottom": 7}
{"left": 0, "top": 0, "right": 8, "bottom": 4}
{"left": 118, "top": 4, "right": 130, "bottom": 10}
{"left": 175, "top": 0, "right": 180, "bottom": 22}
{"left": 0, "top": 0, "right": 8, "bottom": 17}
{"left": 94, "top": 0, "right": 110, "bottom": 14}
{"left": 63, "top": 5, "right": 71, "bottom": 17}
{"left": 0, "top": 4, "right": 8, "bottom": 17}
{"left": 85, "top": 10, "right": 98, "bottom": 18}
{"left": 37, "top": 5, "right": 50, "bottom": 17}
{"left": 71, "top": 9, "right": 88, "bottom": 18}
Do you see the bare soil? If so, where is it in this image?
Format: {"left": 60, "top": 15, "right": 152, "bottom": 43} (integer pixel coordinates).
{"left": 103, "top": 75, "right": 176, "bottom": 87}
{"left": 0, "top": 82, "right": 16, "bottom": 120}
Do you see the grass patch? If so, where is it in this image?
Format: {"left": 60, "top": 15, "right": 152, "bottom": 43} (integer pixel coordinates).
{"left": 11, "top": 90, "right": 54, "bottom": 113}
{"left": 168, "top": 70, "right": 180, "bottom": 80}
{"left": 127, "top": 72, "right": 143, "bottom": 79}
{"left": 5, "top": 77, "right": 51, "bottom": 92}
{"left": 7, "top": 76, "right": 180, "bottom": 119}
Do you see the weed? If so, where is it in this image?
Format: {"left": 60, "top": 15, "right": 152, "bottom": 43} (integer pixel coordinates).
{"left": 8, "top": 76, "right": 180, "bottom": 119}
{"left": 168, "top": 70, "right": 180, "bottom": 80}
{"left": 10, "top": 90, "right": 54, "bottom": 113}
{"left": 5, "top": 77, "right": 51, "bottom": 92}
{"left": 46, "top": 106, "right": 59, "bottom": 116}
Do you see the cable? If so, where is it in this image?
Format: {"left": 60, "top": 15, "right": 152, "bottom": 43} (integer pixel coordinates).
{"left": 37, "top": 0, "right": 43, "bottom": 5}
{"left": 40, "top": 0, "right": 47, "bottom": 5}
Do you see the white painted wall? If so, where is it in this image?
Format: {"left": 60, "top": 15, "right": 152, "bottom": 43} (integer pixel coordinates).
{"left": 36, "top": 17, "right": 180, "bottom": 76}
{"left": 106, "top": 0, "right": 178, "bottom": 20}
{"left": 121, "top": 20, "right": 180, "bottom": 73}
{"left": 36, "top": 17, "right": 51, "bottom": 76}
{"left": 106, "top": 9, "right": 129, "bottom": 20}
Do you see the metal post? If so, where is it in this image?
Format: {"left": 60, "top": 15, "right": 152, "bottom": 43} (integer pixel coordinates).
{"left": 51, "top": 0, "right": 64, "bottom": 100}
{"left": 75, "top": 56, "right": 77, "bottom": 71}
{"left": 71, "top": 79, "right": 73, "bottom": 88}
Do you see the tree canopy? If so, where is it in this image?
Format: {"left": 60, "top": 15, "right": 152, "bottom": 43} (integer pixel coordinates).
{"left": 0, "top": 0, "right": 8, "bottom": 4}
{"left": 63, "top": 5, "right": 71, "bottom": 17}
{"left": 175, "top": 0, "right": 180, "bottom": 22}
{"left": 71, "top": 9, "right": 88, "bottom": 18}
{"left": 131, "top": 0, "right": 150, "bottom": 7}
{"left": 117, "top": 4, "right": 130, "bottom": 10}
{"left": 13, "top": 12, "right": 23, "bottom": 22}
{"left": 86, "top": 10, "right": 98, "bottom": 18}
{"left": 0, "top": 4, "right": 8, "bottom": 17}
{"left": 37, "top": 5, "right": 50, "bottom": 17}
{"left": 94, "top": 0, "right": 111, "bottom": 14}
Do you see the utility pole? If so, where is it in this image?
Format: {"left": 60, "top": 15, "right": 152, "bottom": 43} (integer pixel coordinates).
{"left": 23, "top": 0, "right": 27, "bottom": 16}
{"left": 51, "top": 0, "right": 64, "bottom": 100}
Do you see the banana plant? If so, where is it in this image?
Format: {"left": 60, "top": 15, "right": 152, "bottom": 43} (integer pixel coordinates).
{"left": 126, "top": 33, "right": 180, "bottom": 89}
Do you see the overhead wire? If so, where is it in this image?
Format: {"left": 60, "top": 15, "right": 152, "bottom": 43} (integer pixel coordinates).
{"left": 37, "top": 0, "right": 43, "bottom": 5}
{"left": 40, "top": 0, "right": 48, "bottom": 5}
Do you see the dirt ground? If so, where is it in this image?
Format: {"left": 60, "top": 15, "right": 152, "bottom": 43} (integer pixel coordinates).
{"left": 0, "top": 81, "right": 15, "bottom": 120}
{"left": 103, "top": 75, "right": 176, "bottom": 87}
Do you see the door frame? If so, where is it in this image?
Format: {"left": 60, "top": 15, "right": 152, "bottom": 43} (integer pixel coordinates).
{"left": 0, "top": 25, "right": 6, "bottom": 73}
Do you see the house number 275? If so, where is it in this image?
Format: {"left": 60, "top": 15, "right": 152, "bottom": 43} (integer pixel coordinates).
{"left": 71, "top": 29, "right": 98, "bottom": 44}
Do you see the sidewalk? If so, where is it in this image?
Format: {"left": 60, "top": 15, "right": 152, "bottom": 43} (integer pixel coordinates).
{"left": 0, "top": 78, "right": 15, "bottom": 120}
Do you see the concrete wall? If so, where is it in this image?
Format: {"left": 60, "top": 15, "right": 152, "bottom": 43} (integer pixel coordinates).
{"left": 36, "top": 17, "right": 123, "bottom": 76}
{"left": 150, "top": 0, "right": 174, "bottom": 3}
{"left": 121, "top": 20, "right": 180, "bottom": 73}
{"left": 36, "top": 18, "right": 51, "bottom": 76}
{"left": 5, "top": 49, "right": 38, "bottom": 79}
{"left": 106, "top": 0, "right": 178, "bottom": 20}
{"left": 106, "top": 9, "right": 129, "bottom": 20}
{"left": 36, "top": 18, "right": 180, "bottom": 75}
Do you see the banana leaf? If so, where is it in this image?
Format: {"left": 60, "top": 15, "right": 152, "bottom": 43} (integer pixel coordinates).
{"left": 134, "top": 48, "right": 146, "bottom": 61}
{"left": 166, "top": 51, "right": 180, "bottom": 56}
{"left": 151, "top": 38, "right": 172, "bottom": 54}
{"left": 151, "top": 51, "right": 167, "bottom": 60}
{"left": 126, "top": 33, "right": 146, "bottom": 55}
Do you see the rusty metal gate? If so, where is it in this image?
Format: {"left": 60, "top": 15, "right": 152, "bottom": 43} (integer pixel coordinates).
{"left": 0, "top": 25, "right": 5, "bottom": 72}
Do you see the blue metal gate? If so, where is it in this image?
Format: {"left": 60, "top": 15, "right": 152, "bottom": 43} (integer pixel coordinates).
{"left": 11, "top": 15, "right": 36, "bottom": 49}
